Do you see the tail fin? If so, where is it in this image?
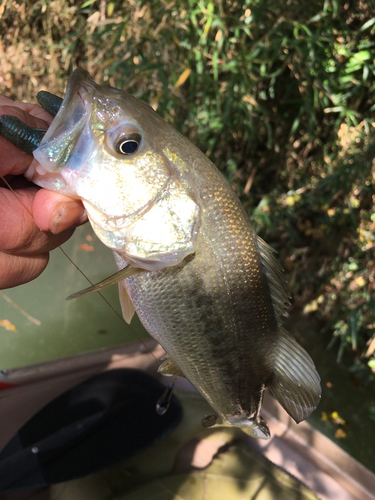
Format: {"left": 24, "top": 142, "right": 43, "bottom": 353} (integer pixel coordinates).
{"left": 268, "top": 330, "right": 321, "bottom": 423}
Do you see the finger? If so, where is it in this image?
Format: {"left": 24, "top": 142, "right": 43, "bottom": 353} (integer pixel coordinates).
{"left": 0, "top": 252, "right": 50, "bottom": 289}
{"left": 0, "top": 142, "right": 32, "bottom": 176}
{"left": 0, "top": 104, "right": 52, "bottom": 129}
{"left": 33, "top": 189, "right": 87, "bottom": 234}
{"left": 0, "top": 186, "right": 76, "bottom": 256}
{"left": 0, "top": 96, "right": 24, "bottom": 107}
{"left": 0, "top": 97, "right": 55, "bottom": 122}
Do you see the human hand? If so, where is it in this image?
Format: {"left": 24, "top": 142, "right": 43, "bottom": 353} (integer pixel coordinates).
{"left": 0, "top": 96, "right": 87, "bottom": 289}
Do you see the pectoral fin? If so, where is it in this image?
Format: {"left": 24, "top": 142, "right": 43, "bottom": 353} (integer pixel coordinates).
{"left": 66, "top": 265, "right": 145, "bottom": 300}
{"left": 118, "top": 282, "right": 136, "bottom": 324}
{"left": 158, "top": 355, "right": 185, "bottom": 378}
{"left": 268, "top": 330, "right": 321, "bottom": 423}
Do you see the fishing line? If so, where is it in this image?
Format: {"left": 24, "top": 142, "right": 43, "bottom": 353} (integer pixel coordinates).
{"left": 0, "top": 174, "right": 160, "bottom": 364}
{"left": 56, "top": 246, "right": 160, "bottom": 364}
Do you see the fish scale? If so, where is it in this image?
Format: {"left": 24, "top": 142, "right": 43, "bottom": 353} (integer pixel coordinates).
{"left": 124, "top": 163, "right": 279, "bottom": 423}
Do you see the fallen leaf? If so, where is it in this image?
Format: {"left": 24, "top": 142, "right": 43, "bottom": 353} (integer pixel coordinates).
{"left": 304, "top": 300, "right": 318, "bottom": 313}
{"left": 215, "top": 29, "right": 222, "bottom": 42}
{"left": 0, "top": 319, "right": 17, "bottom": 332}
{"left": 321, "top": 410, "right": 346, "bottom": 426}
{"left": 335, "top": 429, "right": 347, "bottom": 439}
{"left": 285, "top": 195, "right": 296, "bottom": 206}
{"left": 330, "top": 411, "right": 346, "bottom": 426}
{"left": 355, "top": 276, "right": 366, "bottom": 287}
{"left": 79, "top": 244, "right": 95, "bottom": 252}
{"left": 243, "top": 94, "right": 258, "bottom": 107}
{"left": 175, "top": 68, "right": 191, "bottom": 88}
{"left": 366, "top": 335, "right": 375, "bottom": 357}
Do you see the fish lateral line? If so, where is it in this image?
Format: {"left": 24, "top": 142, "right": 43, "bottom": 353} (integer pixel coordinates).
{"left": 66, "top": 265, "right": 146, "bottom": 300}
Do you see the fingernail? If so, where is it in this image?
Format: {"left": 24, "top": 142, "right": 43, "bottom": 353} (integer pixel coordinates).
{"left": 50, "top": 204, "right": 69, "bottom": 234}
{"left": 50, "top": 203, "right": 87, "bottom": 234}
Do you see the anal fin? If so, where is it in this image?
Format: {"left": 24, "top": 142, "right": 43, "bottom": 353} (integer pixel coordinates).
{"left": 268, "top": 330, "right": 321, "bottom": 423}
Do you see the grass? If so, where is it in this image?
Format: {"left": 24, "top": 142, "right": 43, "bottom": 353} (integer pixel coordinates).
{"left": 1, "top": 0, "right": 375, "bottom": 387}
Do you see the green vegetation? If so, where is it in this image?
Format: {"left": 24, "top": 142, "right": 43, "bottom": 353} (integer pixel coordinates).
{"left": 1, "top": 1, "right": 374, "bottom": 385}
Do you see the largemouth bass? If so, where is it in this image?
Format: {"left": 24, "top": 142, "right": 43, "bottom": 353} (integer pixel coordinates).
{"left": 18, "top": 69, "right": 320, "bottom": 438}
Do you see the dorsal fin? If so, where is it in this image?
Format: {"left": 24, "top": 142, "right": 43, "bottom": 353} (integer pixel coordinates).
{"left": 257, "top": 236, "right": 321, "bottom": 422}
{"left": 257, "top": 236, "right": 290, "bottom": 323}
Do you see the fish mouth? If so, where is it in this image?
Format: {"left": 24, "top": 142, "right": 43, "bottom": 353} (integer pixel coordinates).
{"left": 27, "top": 69, "right": 98, "bottom": 190}
{"left": 29, "top": 69, "right": 133, "bottom": 220}
{"left": 49, "top": 68, "right": 95, "bottom": 144}
{"left": 57, "top": 69, "right": 93, "bottom": 136}
{"left": 29, "top": 69, "right": 162, "bottom": 226}
{"left": 58, "top": 68, "right": 121, "bottom": 125}
{"left": 64, "top": 68, "right": 96, "bottom": 100}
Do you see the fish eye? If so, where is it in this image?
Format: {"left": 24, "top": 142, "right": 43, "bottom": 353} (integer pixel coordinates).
{"left": 115, "top": 133, "right": 142, "bottom": 155}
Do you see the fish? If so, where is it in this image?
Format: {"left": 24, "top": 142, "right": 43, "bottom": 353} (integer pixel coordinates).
{"left": 4, "top": 69, "right": 321, "bottom": 439}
